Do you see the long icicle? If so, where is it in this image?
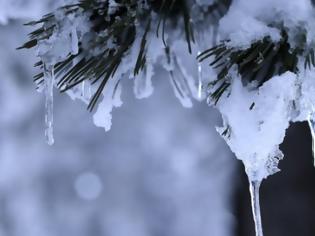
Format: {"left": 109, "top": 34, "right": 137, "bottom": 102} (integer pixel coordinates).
{"left": 44, "top": 63, "right": 55, "bottom": 145}
{"left": 307, "top": 118, "right": 315, "bottom": 166}
{"left": 249, "top": 180, "right": 264, "bottom": 236}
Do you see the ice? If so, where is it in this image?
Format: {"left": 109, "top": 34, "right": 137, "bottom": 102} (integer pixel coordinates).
{"left": 215, "top": 70, "right": 298, "bottom": 235}
{"left": 43, "top": 63, "right": 55, "bottom": 146}
{"left": 216, "top": 71, "right": 297, "bottom": 181}
{"left": 197, "top": 51, "right": 203, "bottom": 100}
{"left": 93, "top": 77, "right": 123, "bottom": 132}
{"left": 249, "top": 180, "right": 263, "bottom": 236}
{"left": 164, "top": 52, "right": 193, "bottom": 108}
{"left": 37, "top": 11, "right": 90, "bottom": 65}
{"left": 81, "top": 80, "right": 92, "bottom": 102}
{"left": 133, "top": 63, "right": 154, "bottom": 99}
{"left": 308, "top": 118, "right": 315, "bottom": 166}
{"left": 71, "top": 27, "right": 79, "bottom": 55}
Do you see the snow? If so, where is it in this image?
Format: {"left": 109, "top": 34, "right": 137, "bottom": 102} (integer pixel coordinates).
{"left": 211, "top": 1, "right": 315, "bottom": 233}
{"left": 219, "top": 0, "right": 315, "bottom": 48}
{"left": 216, "top": 71, "right": 297, "bottom": 181}
{"left": 133, "top": 63, "right": 154, "bottom": 99}
{"left": 93, "top": 76, "right": 123, "bottom": 132}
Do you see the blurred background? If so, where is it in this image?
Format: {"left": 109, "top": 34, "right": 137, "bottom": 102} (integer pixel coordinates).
{"left": 1, "top": 1, "right": 315, "bottom": 236}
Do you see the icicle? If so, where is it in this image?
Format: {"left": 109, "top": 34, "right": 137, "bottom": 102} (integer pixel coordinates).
{"left": 133, "top": 63, "right": 154, "bottom": 99}
{"left": 93, "top": 76, "right": 122, "bottom": 132}
{"left": 43, "top": 63, "right": 55, "bottom": 146}
{"left": 307, "top": 118, "right": 315, "bottom": 166}
{"left": 166, "top": 53, "right": 193, "bottom": 108}
{"left": 249, "top": 180, "right": 264, "bottom": 236}
{"left": 71, "top": 27, "right": 79, "bottom": 55}
{"left": 197, "top": 51, "right": 202, "bottom": 100}
{"left": 81, "top": 81, "right": 85, "bottom": 97}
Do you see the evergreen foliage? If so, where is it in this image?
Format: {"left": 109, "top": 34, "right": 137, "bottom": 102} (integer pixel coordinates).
{"left": 19, "top": 0, "right": 231, "bottom": 110}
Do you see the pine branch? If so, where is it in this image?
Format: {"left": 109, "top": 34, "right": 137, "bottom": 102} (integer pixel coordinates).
{"left": 199, "top": 30, "right": 310, "bottom": 104}
{"left": 19, "top": 0, "right": 232, "bottom": 111}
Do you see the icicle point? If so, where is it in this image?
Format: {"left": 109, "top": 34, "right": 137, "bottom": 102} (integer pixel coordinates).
{"left": 307, "top": 118, "right": 315, "bottom": 166}
{"left": 249, "top": 180, "right": 264, "bottom": 236}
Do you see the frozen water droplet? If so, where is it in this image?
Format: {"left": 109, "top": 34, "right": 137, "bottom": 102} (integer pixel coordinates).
{"left": 44, "top": 63, "right": 55, "bottom": 146}
{"left": 249, "top": 180, "right": 264, "bottom": 236}
{"left": 307, "top": 118, "right": 315, "bottom": 166}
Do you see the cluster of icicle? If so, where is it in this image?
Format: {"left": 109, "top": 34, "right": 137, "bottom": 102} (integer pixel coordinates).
{"left": 37, "top": 2, "right": 215, "bottom": 144}
{"left": 34, "top": 1, "right": 315, "bottom": 236}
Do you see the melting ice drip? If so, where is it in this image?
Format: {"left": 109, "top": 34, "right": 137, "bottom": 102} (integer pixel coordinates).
{"left": 249, "top": 180, "right": 264, "bottom": 236}
{"left": 43, "top": 64, "right": 55, "bottom": 145}
{"left": 308, "top": 118, "right": 315, "bottom": 166}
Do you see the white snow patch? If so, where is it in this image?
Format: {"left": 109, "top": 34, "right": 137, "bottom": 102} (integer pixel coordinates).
{"left": 216, "top": 71, "right": 297, "bottom": 181}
